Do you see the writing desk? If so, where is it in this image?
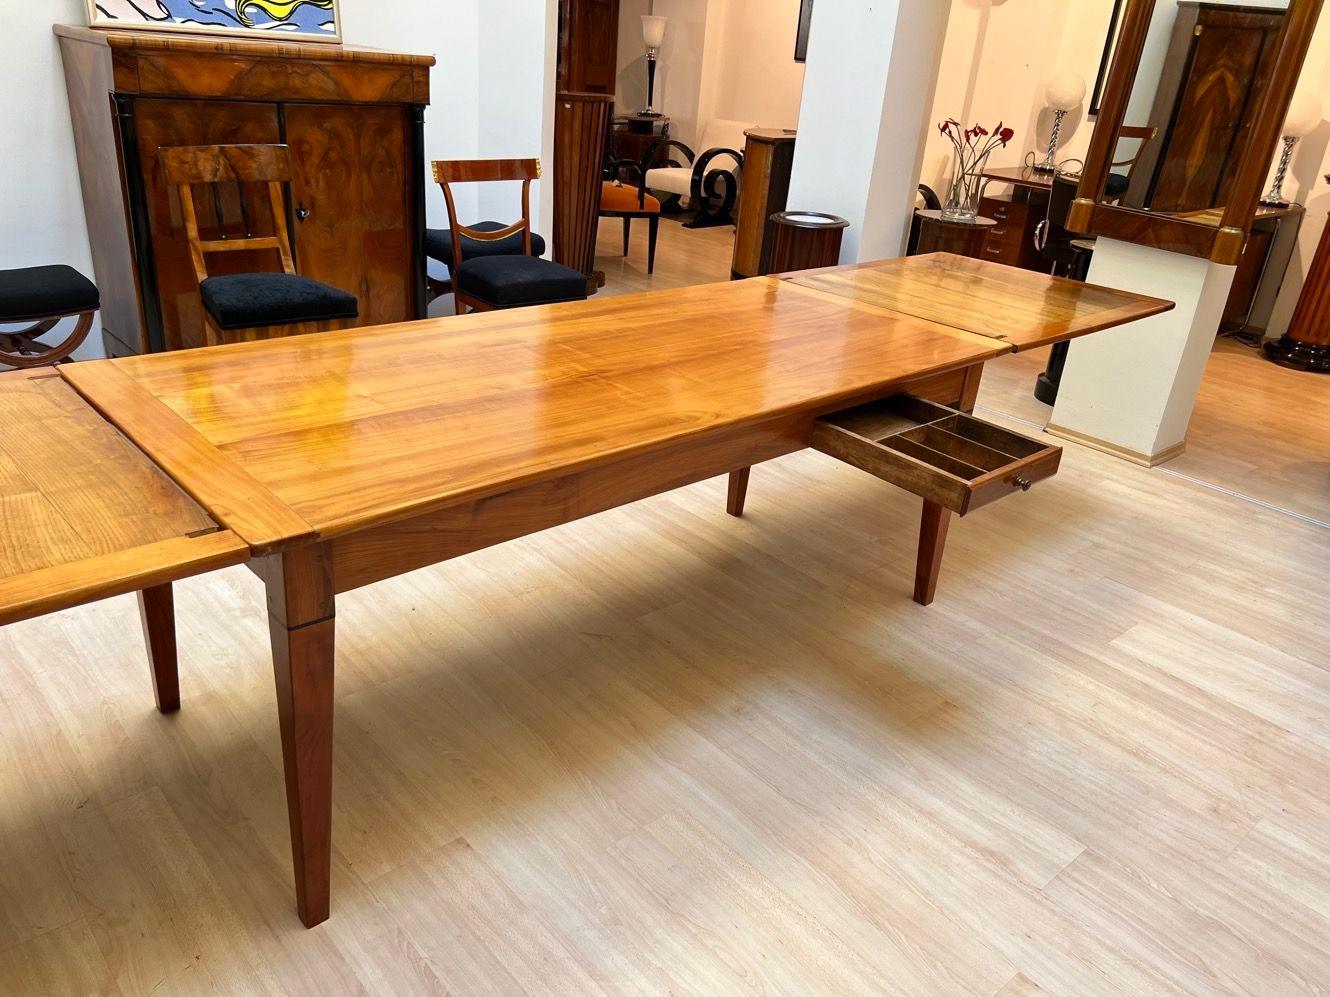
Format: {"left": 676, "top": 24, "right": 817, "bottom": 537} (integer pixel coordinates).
{"left": 0, "top": 256, "right": 1171, "bottom": 925}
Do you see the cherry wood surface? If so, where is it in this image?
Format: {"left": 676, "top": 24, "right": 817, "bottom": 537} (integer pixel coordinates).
{"left": 80, "top": 276, "right": 1019, "bottom": 541}
{"left": 0, "top": 371, "right": 247, "bottom": 625}
{"left": 787, "top": 253, "right": 1175, "bottom": 351}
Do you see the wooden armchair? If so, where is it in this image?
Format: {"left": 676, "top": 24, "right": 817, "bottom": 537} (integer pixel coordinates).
{"left": 159, "top": 144, "right": 358, "bottom": 347}
{"left": 642, "top": 118, "right": 751, "bottom": 228}
{"left": 434, "top": 159, "right": 588, "bottom": 314}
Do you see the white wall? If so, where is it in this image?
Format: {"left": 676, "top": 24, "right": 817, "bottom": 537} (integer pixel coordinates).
{"left": 1, "top": 1, "right": 558, "bottom": 355}
{"left": 1, "top": 0, "right": 99, "bottom": 358}
{"left": 699, "top": 0, "right": 805, "bottom": 132}
{"left": 616, "top": 0, "right": 652, "bottom": 114}
{"left": 625, "top": 0, "right": 804, "bottom": 149}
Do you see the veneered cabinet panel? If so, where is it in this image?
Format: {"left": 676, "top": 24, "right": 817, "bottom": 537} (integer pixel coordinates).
{"left": 285, "top": 104, "right": 413, "bottom": 328}
{"left": 134, "top": 98, "right": 283, "bottom": 352}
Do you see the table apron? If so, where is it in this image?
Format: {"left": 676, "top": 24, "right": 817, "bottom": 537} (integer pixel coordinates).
{"left": 327, "top": 366, "right": 973, "bottom": 595}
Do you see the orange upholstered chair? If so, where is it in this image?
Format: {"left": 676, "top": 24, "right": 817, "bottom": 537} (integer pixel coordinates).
{"left": 599, "top": 178, "right": 661, "bottom": 275}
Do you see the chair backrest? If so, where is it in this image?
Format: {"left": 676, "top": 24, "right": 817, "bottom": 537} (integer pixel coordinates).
{"left": 432, "top": 159, "right": 539, "bottom": 267}
{"left": 158, "top": 144, "right": 295, "bottom": 288}
{"left": 1111, "top": 125, "right": 1159, "bottom": 177}
{"left": 1048, "top": 173, "right": 1079, "bottom": 229}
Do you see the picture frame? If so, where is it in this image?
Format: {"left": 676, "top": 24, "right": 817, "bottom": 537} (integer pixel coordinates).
{"left": 84, "top": 0, "right": 342, "bottom": 44}
{"left": 1088, "top": 0, "right": 1125, "bottom": 117}
{"left": 794, "top": 0, "right": 813, "bottom": 63}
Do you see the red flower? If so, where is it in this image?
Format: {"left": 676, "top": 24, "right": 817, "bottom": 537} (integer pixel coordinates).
{"left": 997, "top": 125, "right": 1015, "bottom": 146}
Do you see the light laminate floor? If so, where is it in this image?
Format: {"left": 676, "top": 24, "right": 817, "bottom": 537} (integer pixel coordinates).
{"left": 0, "top": 220, "right": 1326, "bottom": 993}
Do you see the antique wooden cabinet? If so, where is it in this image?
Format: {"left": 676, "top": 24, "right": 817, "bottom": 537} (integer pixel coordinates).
{"left": 1129, "top": 2, "right": 1286, "bottom": 215}
{"left": 56, "top": 25, "right": 433, "bottom": 355}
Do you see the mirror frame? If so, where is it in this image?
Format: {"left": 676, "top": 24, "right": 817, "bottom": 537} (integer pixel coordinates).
{"left": 1067, "top": 0, "right": 1324, "bottom": 265}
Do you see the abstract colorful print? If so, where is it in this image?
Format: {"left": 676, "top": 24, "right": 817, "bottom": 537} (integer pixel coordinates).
{"left": 91, "top": 0, "right": 339, "bottom": 39}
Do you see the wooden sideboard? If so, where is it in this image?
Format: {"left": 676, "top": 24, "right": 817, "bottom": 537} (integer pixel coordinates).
{"left": 55, "top": 25, "right": 434, "bottom": 356}
{"left": 731, "top": 128, "right": 796, "bottom": 279}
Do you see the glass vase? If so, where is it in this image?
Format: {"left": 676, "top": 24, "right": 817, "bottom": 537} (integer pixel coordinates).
{"left": 941, "top": 149, "right": 992, "bottom": 223}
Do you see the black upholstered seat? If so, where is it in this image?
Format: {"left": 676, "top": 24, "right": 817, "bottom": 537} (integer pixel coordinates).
{"left": 1105, "top": 173, "right": 1130, "bottom": 199}
{"left": 199, "top": 273, "right": 359, "bottom": 331}
{"left": 0, "top": 265, "right": 100, "bottom": 321}
{"left": 425, "top": 222, "right": 548, "bottom": 267}
{"left": 453, "top": 255, "right": 587, "bottom": 309}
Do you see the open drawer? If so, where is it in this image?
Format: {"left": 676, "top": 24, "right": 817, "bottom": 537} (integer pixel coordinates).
{"left": 811, "top": 394, "right": 1061, "bottom": 515}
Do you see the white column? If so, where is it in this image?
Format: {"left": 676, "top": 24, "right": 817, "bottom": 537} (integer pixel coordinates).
{"left": 785, "top": 0, "right": 951, "bottom": 263}
{"left": 1047, "top": 238, "right": 1237, "bottom": 464}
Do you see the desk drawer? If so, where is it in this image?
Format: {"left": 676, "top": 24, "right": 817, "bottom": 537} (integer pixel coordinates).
{"left": 812, "top": 394, "right": 1061, "bottom": 515}
{"left": 980, "top": 198, "right": 1029, "bottom": 225}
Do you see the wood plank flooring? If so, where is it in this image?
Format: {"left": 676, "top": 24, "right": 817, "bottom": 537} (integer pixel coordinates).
{"left": 0, "top": 219, "right": 1325, "bottom": 992}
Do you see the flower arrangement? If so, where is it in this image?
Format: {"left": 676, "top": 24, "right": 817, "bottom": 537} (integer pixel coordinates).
{"left": 938, "top": 119, "right": 1015, "bottom": 222}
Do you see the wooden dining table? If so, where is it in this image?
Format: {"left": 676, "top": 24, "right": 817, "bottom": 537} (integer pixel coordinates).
{"left": 0, "top": 254, "right": 1171, "bottom": 926}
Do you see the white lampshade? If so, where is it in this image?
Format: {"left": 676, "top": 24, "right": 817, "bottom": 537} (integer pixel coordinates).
{"left": 1283, "top": 94, "right": 1323, "bottom": 138}
{"left": 642, "top": 15, "right": 667, "bottom": 49}
{"left": 1045, "top": 72, "right": 1087, "bottom": 112}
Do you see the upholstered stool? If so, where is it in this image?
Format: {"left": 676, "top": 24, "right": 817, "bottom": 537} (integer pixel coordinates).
{"left": 599, "top": 181, "right": 662, "bottom": 275}
{"left": 0, "top": 265, "right": 99, "bottom": 368}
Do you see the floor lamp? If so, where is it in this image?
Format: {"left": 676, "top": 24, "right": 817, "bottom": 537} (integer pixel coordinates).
{"left": 641, "top": 16, "right": 667, "bottom": 117}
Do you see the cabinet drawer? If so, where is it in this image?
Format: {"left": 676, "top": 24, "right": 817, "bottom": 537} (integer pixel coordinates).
{"left": 812, "top": 394, "right": 1061, "bottom": 515}
{"left": 981, "top": 239, "right": 1023, "bottom": 266}
{"left": 980, "top": 198, "right": 1028, "bottom": 224}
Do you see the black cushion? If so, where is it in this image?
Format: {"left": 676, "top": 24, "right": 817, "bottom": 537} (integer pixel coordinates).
{"left": 1105, "top": 172, "right": 1131, "bottom": 198}
{"left": 454, "top": 255, "right": 587, "bottom": 308}
{"left": 425, "top": 222, "right": 548, "bottom": 266}
{"left": 0, "top": 265, "right": 99, "bottom": 321}
{"left": 200, "top": 273, "right": 358, "bottom": 331}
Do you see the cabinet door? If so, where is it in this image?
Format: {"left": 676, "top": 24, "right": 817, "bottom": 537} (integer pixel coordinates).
{"left": 134, "top": 99, "right": 282, "bottom": 351}
{"left": 1149, "top": 18, "right": 1279, "bottom": 214}
{"left": 284, "top": 104, "right": 415, "bottom": 329}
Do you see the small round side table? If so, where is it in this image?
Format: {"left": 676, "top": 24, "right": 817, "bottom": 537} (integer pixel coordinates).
{"left": 767, "top": 211, "right": 850, "bottom": 274}
{"left": 914, "top": 209, "right": 996, "bottom": 259}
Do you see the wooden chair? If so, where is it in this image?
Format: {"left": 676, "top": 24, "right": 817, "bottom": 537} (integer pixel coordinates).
{"left": 158, "top": 144, "right": 359, "bottom": 347}
{"left": 598, "top": 162, "right": 662, "bottom": 275}
{"left": 1105, "top": 125, "right": 1159, "bottom": 203}
{"left": 0, "top": 266, "right": 98, "bottom": 367}
{"left": 433, "top": 159, "right": 588, "bottom": 315}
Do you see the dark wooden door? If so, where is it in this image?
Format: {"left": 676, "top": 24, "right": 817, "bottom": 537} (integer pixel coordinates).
{"left": 557, "top": 0, "right": 621, "bottom": 94}
{"left": 1149, "top": 9, "right": 1283, "bottom": 213}
{"left": 285, "top": 103, "right": 415, "bottom": 329}
{"left": 133, "top": 98, "right": 282, "bottom": 352}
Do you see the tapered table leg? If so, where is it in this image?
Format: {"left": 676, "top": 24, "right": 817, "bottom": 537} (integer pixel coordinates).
{"left": 914, "top": 501, "right": 952, "bottom": 606}
{"left": 138, "top": 583, "right": 179, "bottom": 714}
{"left": 727, "top": 467, "right": 751, "bottom": 517}
{"left": 264, "top": 543, "right": 336, "bottom": 928}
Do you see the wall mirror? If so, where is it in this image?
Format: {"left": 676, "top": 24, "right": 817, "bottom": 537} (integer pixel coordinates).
{"left": 1068, "top": 0, "right": 1322, "bottom": 264}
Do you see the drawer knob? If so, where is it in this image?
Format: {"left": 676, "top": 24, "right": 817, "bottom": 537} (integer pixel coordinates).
{"left": 1012, "top": 476, "right": 1033, "bottom": 492}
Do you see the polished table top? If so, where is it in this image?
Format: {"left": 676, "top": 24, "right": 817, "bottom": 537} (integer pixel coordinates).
{"left": 786, "top": 253, "right": 1173, "bottom": 351}
{"left": 3, "top": 257, "right": 1172, "bottom": 619}
{"left": 65, "top": 276, "right": 1019, "bottom": 544}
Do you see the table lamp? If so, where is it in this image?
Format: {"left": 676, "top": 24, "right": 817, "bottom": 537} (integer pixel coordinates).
{"left": 1033, "top": 73, "right": 1086, "bottom": 174}
{"left": 641, "top": 15, "right": 667, "bottom": 117}
{"left": 1262, "top": 94, "right": 1323, "bottom": 207}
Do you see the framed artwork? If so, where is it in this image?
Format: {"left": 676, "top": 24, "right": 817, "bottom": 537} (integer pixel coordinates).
{"left": 794, "top": 0, "right": 813, "bottom": 63}
{"left": 85, "top": 0, "right": 342, "bottom": 43}
{"left": 1088, "top": 0, "right": 1125, "bottom": 117}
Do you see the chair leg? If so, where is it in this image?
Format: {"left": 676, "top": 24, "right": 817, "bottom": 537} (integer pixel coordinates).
{"left": 647, "top": 215, "right": 660, "bottom": 275}
{"left": 622, "top": 217, "right": 631, "bottom": 257}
